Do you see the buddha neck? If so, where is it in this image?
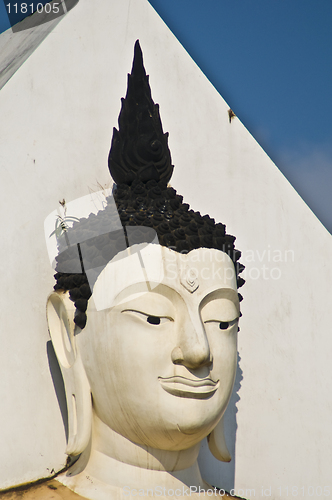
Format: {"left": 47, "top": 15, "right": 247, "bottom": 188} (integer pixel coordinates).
{"left": 59, "top": 411, "right": 207, "bottom": 498}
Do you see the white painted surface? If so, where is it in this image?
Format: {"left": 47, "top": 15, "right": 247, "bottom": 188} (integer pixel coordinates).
{"left": 0, "top": 0, "right": 331, "bottom": 496}
{"left": 0, "top": 0, "right": 78, "bottom": 91}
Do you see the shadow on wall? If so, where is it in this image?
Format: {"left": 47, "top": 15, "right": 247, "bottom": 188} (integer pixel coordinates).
{"left": 198, "top": 352, "right": 243, "bottom": 492}
{"left": 47, "top": 340, "right": 68, "bottom": 443}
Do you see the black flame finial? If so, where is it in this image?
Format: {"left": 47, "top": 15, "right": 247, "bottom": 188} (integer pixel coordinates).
{"left": 108, "top": 40, "right": 174, "bottom": 186}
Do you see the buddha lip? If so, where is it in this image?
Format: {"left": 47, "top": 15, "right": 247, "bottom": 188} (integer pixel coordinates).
{"left": 159, "top": 376, "right": 218, "bottom": 387}
{"left": 158, "top": 376, "right": 219, "bottom": 399}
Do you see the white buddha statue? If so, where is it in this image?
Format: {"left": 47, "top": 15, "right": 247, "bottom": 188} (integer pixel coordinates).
{"left": 47, "top": 244, "right": 240, "bottom": 500}
{"left": 45, "top": 41, "right": 244, "bottom": 500}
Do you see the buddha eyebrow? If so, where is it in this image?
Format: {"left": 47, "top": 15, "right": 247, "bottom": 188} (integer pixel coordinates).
{"left": 199, "top": 289, "right": 240, "bottom": 308}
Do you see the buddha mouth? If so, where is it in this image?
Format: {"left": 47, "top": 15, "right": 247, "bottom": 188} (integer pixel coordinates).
{"left": 158, "top": 376, "right": 219, "bottom": 399}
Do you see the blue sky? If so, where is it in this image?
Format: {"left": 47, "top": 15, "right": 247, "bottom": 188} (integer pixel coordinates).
{"left": 1, "top": 1, "right": 331, "bottom": 232}
{"left": 0, "top": 1, "right": 12, "bottom": 30}
{"left": 147, "top": 0, "right": 332, "bottom": 234}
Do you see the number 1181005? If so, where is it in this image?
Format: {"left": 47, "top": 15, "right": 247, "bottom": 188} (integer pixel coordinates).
{"left": 6, "top": 2, "right": 61, "bottom": 14}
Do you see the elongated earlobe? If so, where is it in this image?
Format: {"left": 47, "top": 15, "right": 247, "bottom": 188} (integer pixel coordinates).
{"left": 207, "top": 415, "right": 231, "bottom": 462}
{"left": 47, "top": 291, "right": 92, "bottom": 456}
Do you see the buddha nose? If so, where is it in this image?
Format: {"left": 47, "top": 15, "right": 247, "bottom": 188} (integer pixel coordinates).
{"left": 171, "top": 313, "right": 212, "bottom": 369}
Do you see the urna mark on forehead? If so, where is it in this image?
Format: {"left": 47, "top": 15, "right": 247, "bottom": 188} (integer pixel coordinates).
{"left": 91, "top": 244, "right": 238, "bottom": 312}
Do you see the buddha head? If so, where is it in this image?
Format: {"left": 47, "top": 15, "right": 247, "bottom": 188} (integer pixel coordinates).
{"left": 46, "top": 41, "right": 244, "bottom": 475}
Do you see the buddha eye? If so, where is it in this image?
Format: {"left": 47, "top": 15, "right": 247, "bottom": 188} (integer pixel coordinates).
{"left": 121, "top": 310, "right": 173, "bottom": 325}
{"left": 219, "top": 321, "right": 229, "bottom": 330}
{"left": 147, "top": 315, "right": 161, "bottom": 325}
{"left": 204, "top": 319, "right": 238, "bottom": 330}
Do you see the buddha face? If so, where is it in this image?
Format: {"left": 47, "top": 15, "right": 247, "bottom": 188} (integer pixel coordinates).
{"left": 77, "top": 245, "right": 239, "bottom": 451}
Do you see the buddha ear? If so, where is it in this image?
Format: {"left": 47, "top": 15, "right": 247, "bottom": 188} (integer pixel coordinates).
{"left": 47, "top": 291, "right": 92, "bottom": 456}
{"left": 207, "top": 415, "right": 231, "bottom": 462}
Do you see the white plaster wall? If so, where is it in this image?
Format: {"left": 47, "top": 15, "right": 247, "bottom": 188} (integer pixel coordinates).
{"left": 0, "top": 0, "right": 78, "bottom": 91}
{"left": 0, "top": 0, "right": 331, "bottom": 496}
